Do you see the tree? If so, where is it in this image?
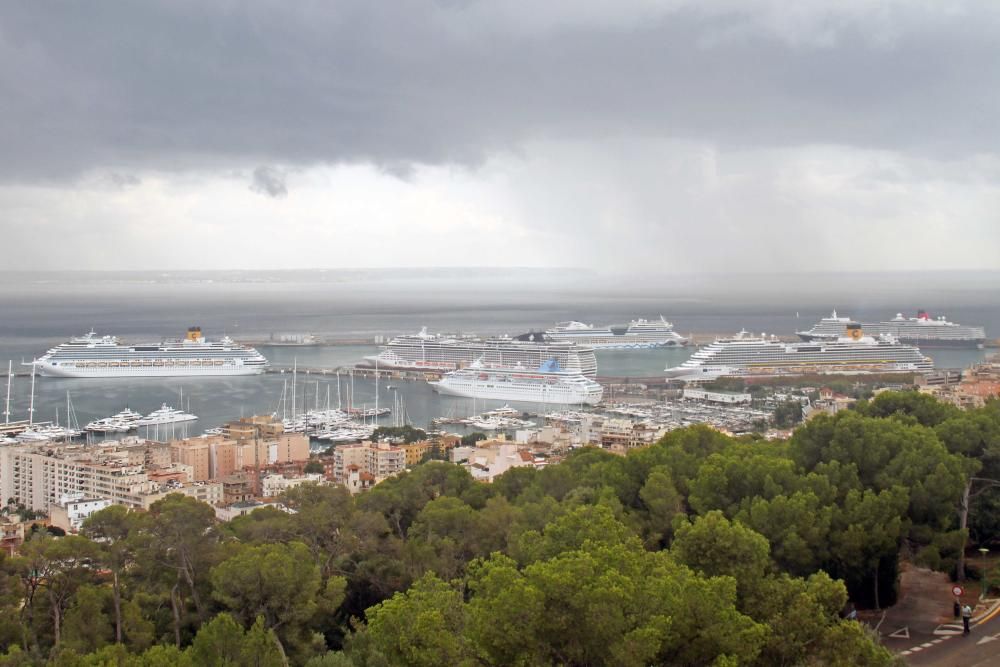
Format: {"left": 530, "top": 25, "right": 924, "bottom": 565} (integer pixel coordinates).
{"left": 210, "top": 541, "right": 322, "bottom": 661}
{"left": 81, "top": 504, "right": 146, "bottom": 644}
{"left": 671, "top": 511, "right": 771, "bottom": 600}
{"left": 60, "top": 585, "right": 112, "bottom": 655}
{"left": 364, "top": 574, "right": 470, "bottom": 667}
{"left": 146, "top": 494, "right": 220, "bottom": 642}
{"left": 186, "top": 613, "right": 245, "bottom": 667}
{"left": 16, "top": 534, "right": 99, "bottom": 649}
{"left": 303, "top": 461, "right": 325, "bottom": 475}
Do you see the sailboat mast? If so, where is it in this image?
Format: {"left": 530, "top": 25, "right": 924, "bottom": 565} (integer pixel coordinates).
{"left": 28, "top": 362, "right": 36, "bottom": 426}
{"left": 292, "top": 358, "right": 298, "bottom": 419}
{"left": 375, "top": 357, "right": 379, "bottom": 419}
{"left": 4, "top": 360, "right": 11, "bottom": 425}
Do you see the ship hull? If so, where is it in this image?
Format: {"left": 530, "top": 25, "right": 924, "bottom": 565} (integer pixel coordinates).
{"left": 430, "top": 381, "right": 602, "bottom": 405}
{"left": 797, "top": 333, "right": 983, "bottom": 348}
{"left": 34, "top": 363, "right": 264, "bottom": 378}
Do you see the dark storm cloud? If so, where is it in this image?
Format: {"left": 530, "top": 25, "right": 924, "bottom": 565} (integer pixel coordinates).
{"left": 1, "top": 1, "right": 999, "bottom": 182}
{"left": 249, "top": 166, "right": 288, "bottom": 198}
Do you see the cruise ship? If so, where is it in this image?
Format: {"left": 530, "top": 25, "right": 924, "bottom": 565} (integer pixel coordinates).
{"left": 430, "top": 358, "right": 604, "bottom": 405}
{"left": 545, "top": 317, "right": 688, "bottom": 349}
{"left": 363, "top": 328, "right": 597, "bottom": 378}
{"left": 32, "top": 328, "right": 268, "bottom": 378}
{"left": 798, "top": 310, "right": 986, "bottom": 348}
{"left": 666, "top": 325, "right": 934, "bottom": 381}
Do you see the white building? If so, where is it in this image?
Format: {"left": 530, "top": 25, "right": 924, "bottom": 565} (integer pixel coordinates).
{"left": 682, "top": 388, "right": 752, "bottom": 404}
{"left": 261, "top": 473, "right": 325, "bottom": 498}
{"left": 49, "top": 493, "right": 112, "bottom": 534}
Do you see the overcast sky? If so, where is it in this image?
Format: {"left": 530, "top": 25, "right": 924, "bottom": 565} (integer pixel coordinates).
{"left": 1, "top": 1, "right": 998, "bottom": 272}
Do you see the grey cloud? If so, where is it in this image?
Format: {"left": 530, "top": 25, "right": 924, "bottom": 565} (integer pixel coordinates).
{"left": 1, "top": 1, "right": 999, "bottom": 182}
{"left": 104, "top": 172, "right": 142, "bottom": 189}
{"left": 249, "top": 166, "right": 288, "bottom": 198}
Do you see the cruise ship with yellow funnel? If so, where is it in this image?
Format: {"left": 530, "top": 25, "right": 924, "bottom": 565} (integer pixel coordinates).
{"left": 665, "top": 324, "right": 933, "bottom": 381}
{"left": 31, "top": 327, "right": 268, "bottom": 378}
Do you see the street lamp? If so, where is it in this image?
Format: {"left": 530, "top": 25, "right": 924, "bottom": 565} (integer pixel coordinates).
{"left": 979, "top": 547, "right": 990, "bottom": 600}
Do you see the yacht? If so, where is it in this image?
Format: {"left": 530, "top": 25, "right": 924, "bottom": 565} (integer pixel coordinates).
{"left": 85, "top": 408, "right": 144, "bottom": 433}
{"left": 135, "top": 404, "right": 198, "bottom": 426}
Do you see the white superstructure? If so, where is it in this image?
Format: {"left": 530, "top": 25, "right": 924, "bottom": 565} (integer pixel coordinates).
{"left": 546, "top": 316, "right": 688, "bottom": 349}
{"left": 135, "top": 404, "right": 197, "bottom": 426}
{"left": 797, "top": 310, "right": 986, "bottom": 348}
{"left": 430, "top": 358, "right": 603, "bottom": 405}
{"left": 666, "top": 326, "right": 933, "bottom": 381}
{"left": 32, "top": 328, "right": 268, "bottom": 378}
{"left": 364, "top": 328, "right": 597, "bottom": 377}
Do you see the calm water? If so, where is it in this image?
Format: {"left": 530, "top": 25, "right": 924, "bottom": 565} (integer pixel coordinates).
{"left": 0, "top": 270, "right": 995, "bottom": 433}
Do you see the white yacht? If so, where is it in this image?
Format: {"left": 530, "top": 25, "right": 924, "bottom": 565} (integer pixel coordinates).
{"left": 431, "top": 358, "right": 604, "bottom": 405}
{"left": 364, "top": 327, "right": 597, "bottom": 377}
{"left": 666, "top": 325, "right": 933, "bottom": 381}
{"left": 546, "top": 317, "right": 688, "bottom": 349}
{"left": 31, "top": 327, "right": 268, "bottom": 378}
{"left": 85, "top": 408, "right": 144, "bottom": 433}
{"left": 797, "top": 310, "right": 986, "bottom": 348}
{"left": 135, "top": 404, "right": 198, "bottom": 426}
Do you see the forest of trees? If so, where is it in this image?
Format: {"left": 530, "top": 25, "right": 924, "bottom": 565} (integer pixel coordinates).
{"left": 0, "top": 391, "right": 998, "bottom": 666}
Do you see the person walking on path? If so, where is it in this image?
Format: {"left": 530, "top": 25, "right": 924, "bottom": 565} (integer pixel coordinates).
{"left": 962, "top": 604, "right": 973, "bottom": 635}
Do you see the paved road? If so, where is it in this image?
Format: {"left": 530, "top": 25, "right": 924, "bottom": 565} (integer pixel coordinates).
{"left": 885, "top": 601, "right": 1000, "bottom": 666}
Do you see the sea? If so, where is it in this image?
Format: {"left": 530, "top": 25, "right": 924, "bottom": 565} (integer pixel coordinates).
{"left": 1, "top": 269, "right": 997, "bottom": 435}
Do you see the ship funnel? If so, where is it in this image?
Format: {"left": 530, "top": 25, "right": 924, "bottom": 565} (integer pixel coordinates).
{"left": 845, "top": 323, "right": 863, "bottom": 341}
{"left": 186, "top": 327, "right": 203, "bottom": 342}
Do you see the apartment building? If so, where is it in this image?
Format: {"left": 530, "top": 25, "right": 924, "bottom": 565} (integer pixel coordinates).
{"left": 332, "top": 442, "right": 404, "bottom": 486}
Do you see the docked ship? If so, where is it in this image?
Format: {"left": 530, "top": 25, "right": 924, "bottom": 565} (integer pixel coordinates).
{"left": 31, "top": 328, "right": 268, "bottom": 378}
{"left": 666, "top": 325, "right": 933, "bottom": 381}
{"left": 135, "top": 404, "right": 198, "bottom": 426}
{"left": 797, "top": 310, "right": 986, "bottom": 349}
{"left": 363, "top": 328, "right": 597, "bottom": 378}
{"left": 545, "top": 317, "right": 688, "bottom": 349}
{"left": 430, "top": 358, "right": 604, "bottom": 405}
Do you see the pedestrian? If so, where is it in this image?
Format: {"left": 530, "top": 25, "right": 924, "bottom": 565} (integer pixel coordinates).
{"left": 962, "top": 604, "right": 972, "bottom": 635}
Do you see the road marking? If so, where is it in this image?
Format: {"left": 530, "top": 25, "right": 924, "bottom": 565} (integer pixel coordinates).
{"left": 931, "top": 639, "right": 943, "bottom": 644}
{"left": 888, "top": 626, "right": 910, "bottom": 639}
{"left": 934, "top": 623, "right": 965, "bottom": 636}
{"left": 920, "top": 642, "right": 934, "bottom": 648}
{"left": 977, "top": 635, "right": 998, "bottom": 645}
{"left": 900, "top": 650, "right": 912, "bottom": 656}
{"left": 910, "top": 646, "right": 923, "bottom": 652}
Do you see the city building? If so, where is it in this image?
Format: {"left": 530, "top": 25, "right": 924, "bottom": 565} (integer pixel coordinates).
{"left": 332, "top": 442, "right": 404, "bottom": 486}
{"left": 48, "top": 493, "right": 112, "bottom": 534}
{"left": 1, "top": 520, "right": 26, "bottom": 556}
{"left": 451, "top": 442, "right": 535, "bottom": 482}
{"left": 261, "top": 473, "right": 325, "bottom": 498}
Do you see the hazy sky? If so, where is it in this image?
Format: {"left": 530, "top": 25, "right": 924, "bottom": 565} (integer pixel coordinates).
{"left": 2, "top": 1, "right": 999, "bottom": 272}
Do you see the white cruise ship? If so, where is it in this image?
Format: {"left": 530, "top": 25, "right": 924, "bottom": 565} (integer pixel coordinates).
{"left": 797, "top": 310, "right": 986, "bottom": 348}
{"left": 32, "top": 328, "right": 268, "bottom": 378}
{"left": 545, "top": 317, "right": 688, "bottom": 349}
{"left": 666, "top": 325, "right": 933, "bottom": 381}
{"left": 363, "top": 328, "right": 597, "bottom": 378}
{"left": 430, "top": 358, "right": 604, "bottom": 405}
